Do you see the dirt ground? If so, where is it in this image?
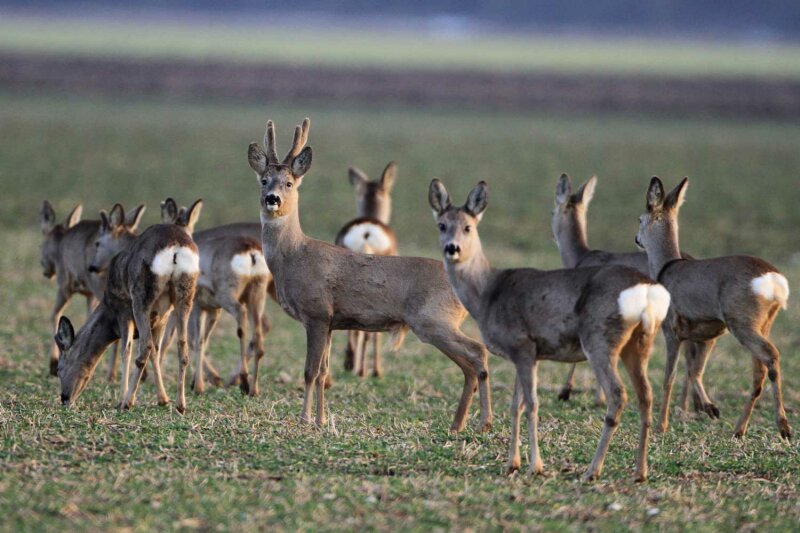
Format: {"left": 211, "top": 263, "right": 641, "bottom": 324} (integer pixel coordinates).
{"left": 2, "top": 52, "right": 800, "bottom": 118}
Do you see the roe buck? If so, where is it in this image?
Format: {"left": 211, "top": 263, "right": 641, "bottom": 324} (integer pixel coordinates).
{"left": 551, "top": 174, "right": 704, "bottom": 414}
{"left": 56, "top": 223, "right": 199, "bottom": 413}
{"left": 335, "top": 162, "right": 399, "bottom": 377}
{"left": 40, "top": 200, "right": 145, "bottom": 377}
{"left": 248, "top": 118, "right": 492, "bottom": 431}
{"left": 636, "top": 177, "right": 791, "bottom": 439}
{"left": 430, "top": 179, "right": 670, "bottom": 481}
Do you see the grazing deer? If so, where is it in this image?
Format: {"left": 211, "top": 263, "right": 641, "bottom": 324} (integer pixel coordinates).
{"left": 335, "top": 162, "right": 399, "bottom": 377}
{"left": 552, "top": 174, "right": 704, "bottom": 414}
{"left": 40, "top": 200, "right": 145, "bottom": 376}
{"left": 430, "top": 179, "right": 670, "bottom": 481}
{"left": 636, "top": 177, "right": 791, "bottom": 439}
{"left": 55, "top": 222, "right": 199, "bottom": 413}
{"left": 247, "top": 118, "right": 492, "bottom": 431}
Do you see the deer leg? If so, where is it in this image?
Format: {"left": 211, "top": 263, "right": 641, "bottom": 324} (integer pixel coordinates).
{"left": 558, "top": 364, "right": 577, "bottom": 401}
{"left": 657, "top": 329, "right": 683, "bottom": 434}
{"left": 619, "top": 328, "right": 654, "bottom": 482}
{"left": 190, "top": 306, "right": 206, "bottom": 394}
{"left": 49, "top": 289, "right": 70, "bottom": 376}
{"left": 372, "top": 332, "right": 383, "bottom": 378}
{"left": 117, "top": 321, "right": 134, "bottom": 408}
{"left": 173, "top": 277, "right": 195, "bottom": 415}
{"left": 506, "top": 373, "right": 525, "bottom": 474}
{"left": 200, "top": 308, "right": 222, "bottom": 386}
{"left": 122, "top": 303, "right": 155, "bottom": 410}
{"left": 734, "top": 356, "right": 768, "bottom": 438}
{"left": 149, "top": 315, "right": 170, "bottom": 406}
{"left": 729, "top": 319, "right": 791, "bottom": 439}
{"left": 301, "top": 323, "right": 330, "bottom": 426}
{"left": 519, "top": 360, "right": 543, "bottom": 476}
{"left": 343, "top": 330, "right": 356, "bottom": 372}
{"left": 105, "top": 341, "right": 119, "bottom": 383}
{"left": 354, "top": 330, "right": 366, "bottom": 377}
{"left": 685, "top": 339, "right": 719, "bottom": 419}
{"left": 315, "top": 330, "right": 333, "bottom": 427}
{"left": 219, "top": 297, "right": 249, "bottom": 393}
{"left": 582, "top": 345, "right": 626, "bottom": 482}
{"left": 247, "top": 287, "right": 266, "bottom": 397}
{"left": 417, "top": 328, "right": 492, "bottom": 433}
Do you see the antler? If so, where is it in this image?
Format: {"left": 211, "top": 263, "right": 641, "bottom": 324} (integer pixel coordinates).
{"left": 282, "top": 117, "right": 310, "bottom": 164}
{"left": 264, "top": 120, "right": 279, "bottom": 164}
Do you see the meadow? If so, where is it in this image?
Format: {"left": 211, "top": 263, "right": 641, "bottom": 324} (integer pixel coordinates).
{"left": 1, "top": 92, "right": 799, "bottom": 531}
{"left": 3, "top": 15, "right": 800, "bottom": 79}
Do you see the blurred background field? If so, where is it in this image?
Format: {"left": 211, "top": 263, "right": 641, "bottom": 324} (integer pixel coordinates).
{"left": 1, "top": 2, "right": 800, "bottom": 531}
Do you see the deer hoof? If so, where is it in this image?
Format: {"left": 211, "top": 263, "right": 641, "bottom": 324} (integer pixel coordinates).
{"left": 634, "top": 472, "right": 648, "bottom": 483}
{"left": 239, "top": 376, "right": 250, "bottom": 395}
{"left": 701, "top": 403, "right": 721, "bottom": 419}
{"left": 557, "top": 388, "right": 571, "bottom": 401}
{"left": 779, "top": 421, "right": 792, "bottom": 440}
{"left": 581, "top": 470, "right": 599, "bottom": 483}
{"left": 505, "top": 463, "right": 520, "bottom": 475}
{"left": 176, "top": 405, "right": 186, "bottom": 415}
{"left": 158, "top": 398, "right": 170, "bottom": 407}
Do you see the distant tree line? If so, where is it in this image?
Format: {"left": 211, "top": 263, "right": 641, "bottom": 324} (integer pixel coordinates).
{"left": 5, "top": 0, "right": 800, "bottom": 38}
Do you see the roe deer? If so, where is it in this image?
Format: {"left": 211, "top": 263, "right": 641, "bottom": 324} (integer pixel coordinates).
{"left": 55, "top": 223, "right": 199, "bottom": 413}
{"left": 552, "top": 174, "right": 704, "bottom": 414}
{"left": 430, "top": 179, "right": 670, "bottom": 481}
{"left": 335, "top": 162, "right": 399, "bottom": 377}
{"left": 636, "top": 177, "right": 791, "bottom": 439}
{"left": 248, "top": 118, "right": 492, "bottom": 431}
{"left": 40, "top": 201, "right": 145, "bottom": 377}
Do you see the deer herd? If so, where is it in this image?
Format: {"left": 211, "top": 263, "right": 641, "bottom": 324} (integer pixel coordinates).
{"left": 40, "top": 118, "right": 791, "bottom": 482}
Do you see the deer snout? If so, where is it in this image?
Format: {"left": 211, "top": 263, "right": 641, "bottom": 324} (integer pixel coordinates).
{"left": 264, "top": 194, "right": 282, "bottom": 210}
{"left": 61, "top": 393, "right": 70, "bottom": 406}
{"left": 444, "top": 243, "right": 461, "bottom": 260}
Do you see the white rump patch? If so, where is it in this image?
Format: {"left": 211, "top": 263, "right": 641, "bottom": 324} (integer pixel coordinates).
{"left": 151, "top": 246, "right": 199, "bottom": 277}
{"left": 618, "top": 283, "right": 671, "bottom": 334}
{"left": 752, "top": 272, "right": 790, "bottom": 310}
{"left": 230, "top": 251, "right": 270, "bottom": 278}
{"left": 342, "top": 222, "right": 392, "bottom": 255}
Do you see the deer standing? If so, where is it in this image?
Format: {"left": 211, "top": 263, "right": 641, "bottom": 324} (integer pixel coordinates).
{"left": 552, "top": 175, "right": 704, "bottom": 415}
{"left": 40, "top": 201, "right": 145, "bottom": 377}
{"left": 335, "top": 162, "right": 399, "bottom": 377}
{"left": 247, "top": 118, "right": 492, "bottom": 431}
{"left": 636, "top": 177, "right": 791, "bottom": 438}
{"left": 56, "top": 222, "right": 199, "bottom": 413}
{"left": 430, "top": 179, "right": 670, "bottom": 481}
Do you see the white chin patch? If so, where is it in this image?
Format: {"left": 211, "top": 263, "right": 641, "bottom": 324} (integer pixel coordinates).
{"left": 266, "top": 204, "right": 279, "bottom": 212}
{"left": 445, "top": 252, "right": 460, "bottom": 262}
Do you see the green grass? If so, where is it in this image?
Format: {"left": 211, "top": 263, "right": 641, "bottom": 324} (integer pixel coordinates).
{"left": 3, "top": 15, "right": 800, "bottom": 79}
{"left": 1, "top": 92, "right": 799, "bottom": 530}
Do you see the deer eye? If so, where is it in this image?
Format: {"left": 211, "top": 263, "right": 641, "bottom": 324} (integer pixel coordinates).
{"left": 95, "top": 241, "right": 100, "bottom": 248}
{"left": 286, "top": 181, "right": 293, "bottom": 189}
{"left": 261, "top": 178, "right": 267, "bottom": 186}
{"left": 438, "top": 223, "right": 446, "bottom": 232}
{"left": 464, "top": 225, "right": 471, "bottom": 233}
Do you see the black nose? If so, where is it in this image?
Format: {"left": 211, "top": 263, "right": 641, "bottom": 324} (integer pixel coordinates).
{"left": 265, "top": 194, "right": 281, "bottom": 206}
{"left": 634, "top": 236, "right": 641, "bottom": 247}
{"left": 444, "top": 243, "right": 460, "bottom": 255}
{"left": 88, "top": 265, "right": 99, "bottom": 273}
{"left": 61, "top": 393, "right": 69, "bottom": 405}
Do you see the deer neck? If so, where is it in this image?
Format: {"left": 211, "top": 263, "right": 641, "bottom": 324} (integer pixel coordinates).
{"left": 260, "top": 209, "right": 306, "bottom": 268}
{"left": 444, "top": 243, "right": 493, "bottom": 320}
{"left": 556, "top": 209, "right": 590, "bottom": 268}
{"left": 647, "top": 219, "right": 683, "bottom": 279}
{"left": 74, "top": 303, "right": 120, "bottom": 369}
{"left": 360, "top": 199, "right": 391, "bottom": 225}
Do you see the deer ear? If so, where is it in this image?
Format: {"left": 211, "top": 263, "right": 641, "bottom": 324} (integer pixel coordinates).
{"left": 109, "top": 204, "right": 125, "bottom": 229}
{"left": 380, "top": 161, "right": 397, "bottom": 192}
{"left": 555, "top": 174, "right": 572, "bottom": 206}
{"left": 65, "top": 204, "right": 83, "bottom": 229}
{"left": 348, "top": 167, "right": 368, "bottom": 189}
{"left": 182, "top": 199, "right": 203, "bottom": 234}
{"left": 573, "top": 176, "right": 597, "bottom": 207}
{"left": 664, "top": 177, "right": 689, "bottom": 210}
{"left": 465, "top": 181, "right": 489, "bottom": 222}
{"left": 160, "top": 198, "right": 178, "bottom": 224}
{"left": 99, "top": 210, "right": 110, "bottom": 233}
{"left": 41, "top": 200, "right": 56, "bottom": 234}
{"left": 647, "top": 177, "right": 665, "bottom": 212}
{"left": 428, "top": 179, "right": 451, "bottom": 219}
{"left": 248, "top": 143, "right": 267, "bottom": 176}
{"left": 124, "top": 204, "right": 146, "bottom": 231}
{"left": 291, "top": 146, "right": 313, "bottom": 178}
{"left": 55, "top": 316, "right": 75, "bottom": 352}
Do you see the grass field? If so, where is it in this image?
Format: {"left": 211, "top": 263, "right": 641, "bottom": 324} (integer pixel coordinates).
{"left": 3, "top": 14, "right": 800, "bottom": 79}
{"left": 1, "top": 92, "right": 800, "bottom": 531}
